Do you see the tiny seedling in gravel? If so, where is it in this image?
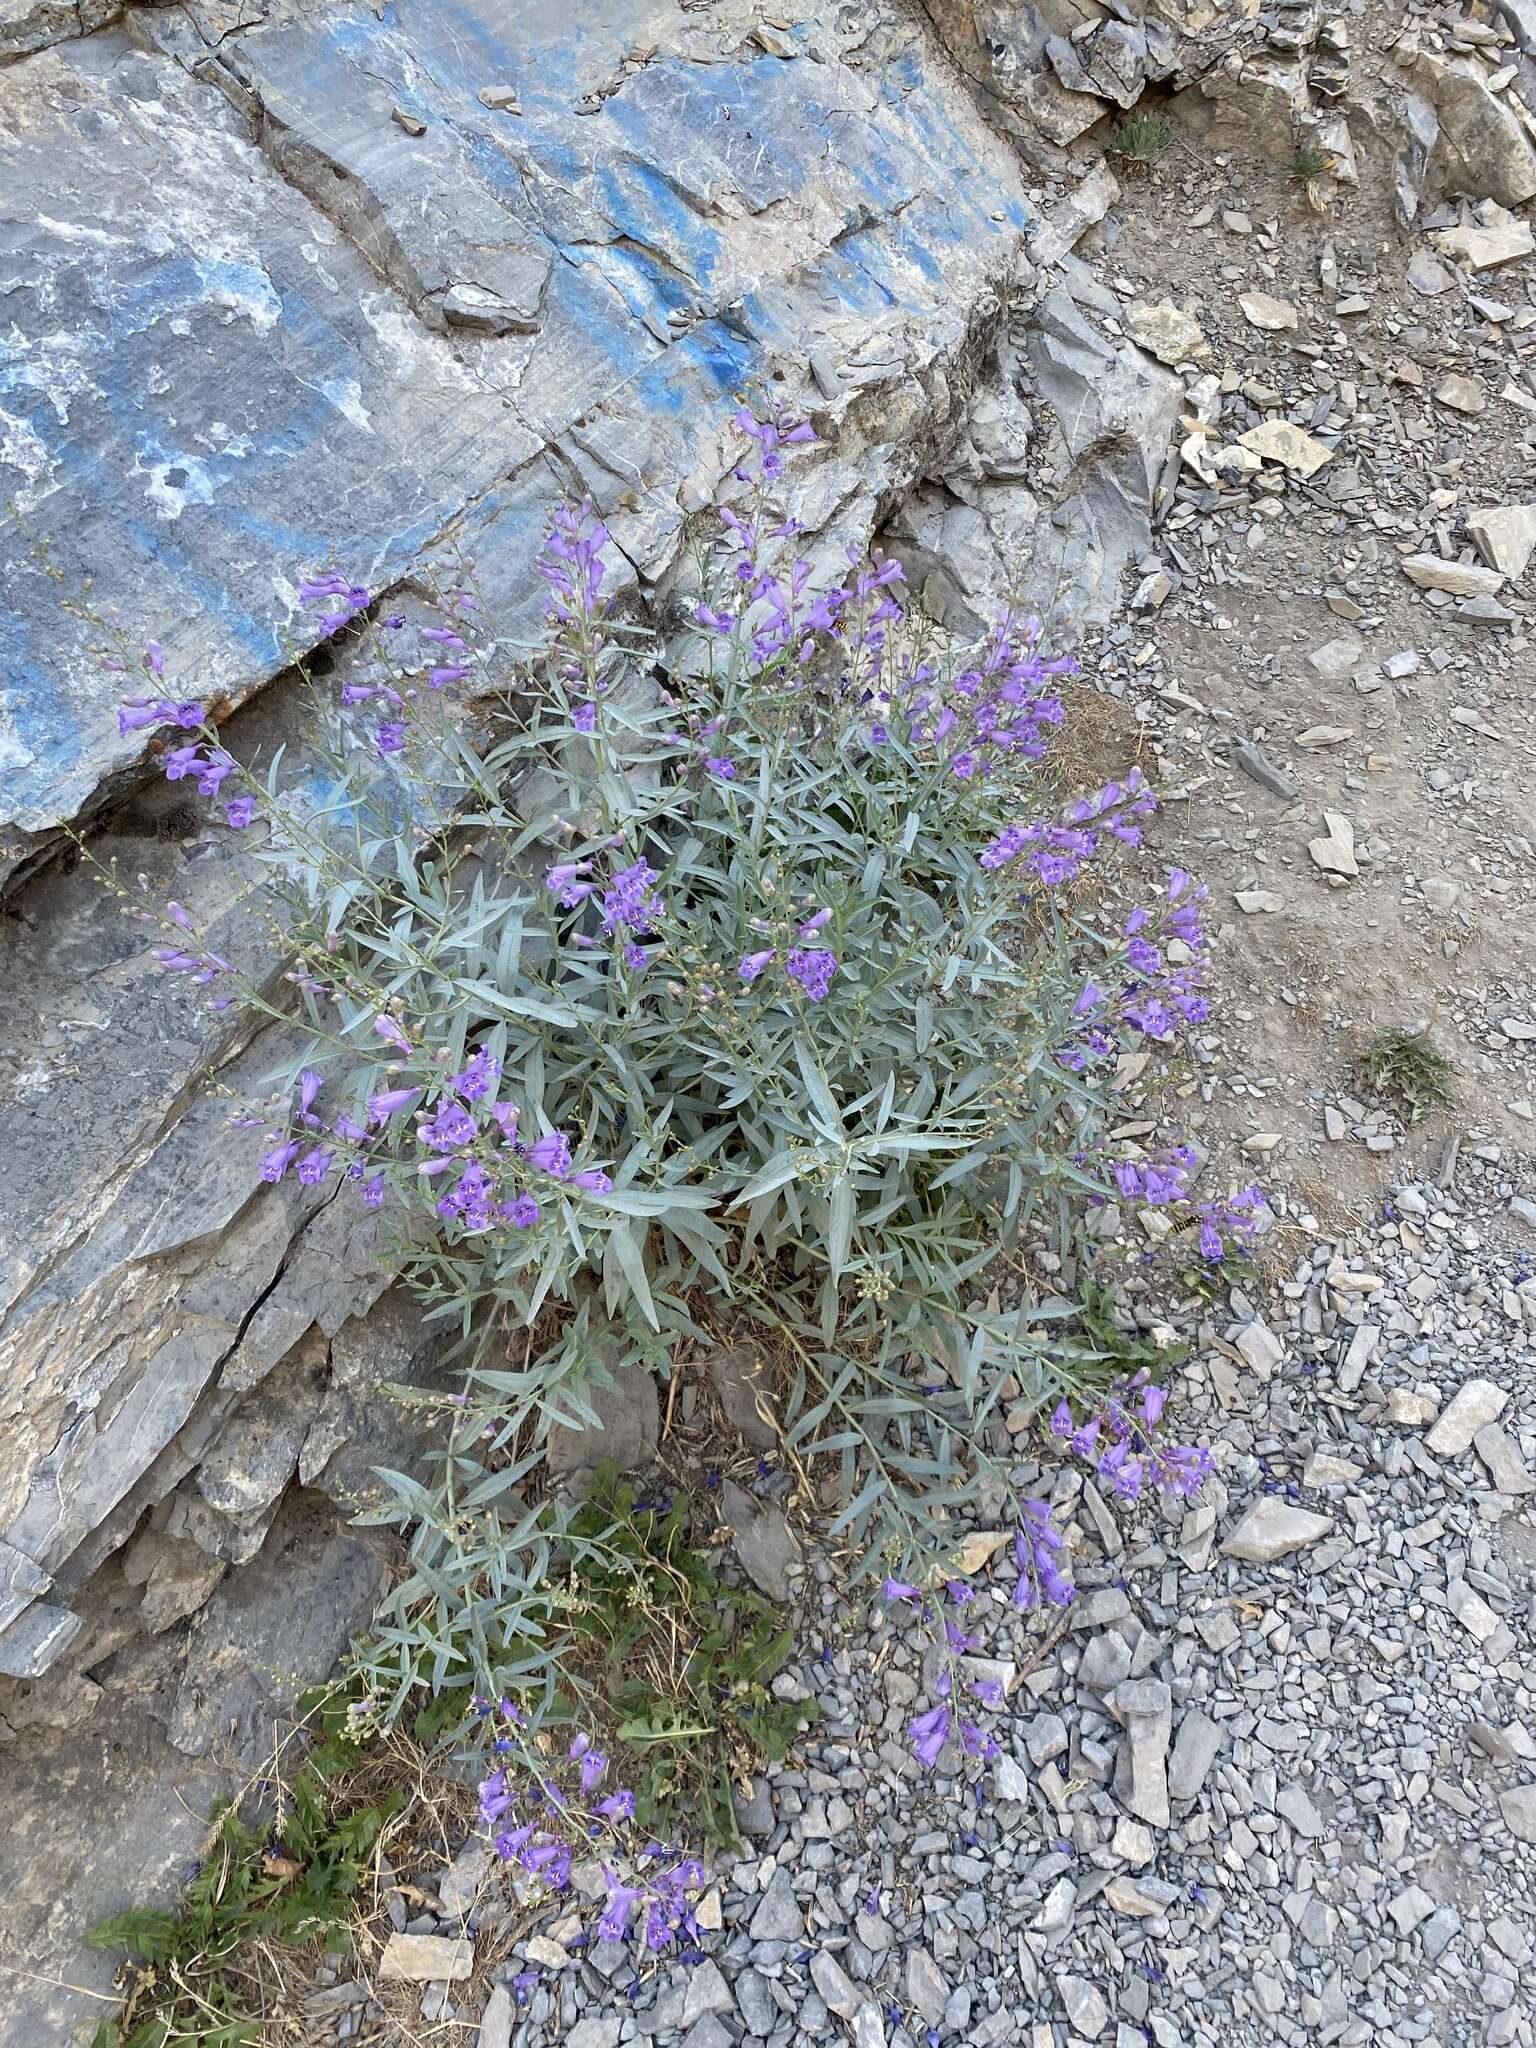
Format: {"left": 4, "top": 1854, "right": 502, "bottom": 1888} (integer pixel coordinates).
{"left": 1108, "top": 110, "right": 1174, "bottom": 172}
{"left": 1360, "top": 1028, "right": 1457, "bottom": 1123}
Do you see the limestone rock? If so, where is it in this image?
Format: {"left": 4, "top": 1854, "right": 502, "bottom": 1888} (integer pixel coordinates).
{"left": 1239, "top": 291, "right": 1299, "bottom": 332}
{"left": 1400, "top": 50, "right": 1536, "bottom": 206}
{"left": 546, "top": 1361, "right": 660, "bottom": 1485}
{"left": 721, "top": 1481, "right": 802, "bottom": 1602}
{"left": 1431, "top": 205, "right": 1536, "bottom": 270}
{"left": 1403, "top": 554, "right": 1505, "bottom": 597}
{"left": 1424, "top": 1378, "right": 1508, "bottom": 1455}
{"left": 1238, "top": 419, "right": 1334, "bottom": 477}
{"left": 1126, "top": 300, "right": 1209, "bottom": 364}
{"left": 1221, "top": 1498, "right": 1333, "bottom": 1562}
{"left": 1499, "top": 1785, "right": 1536, "bottom": 1842}
{"left": 378, "top": 1932, "right": 474, "bottom": 1983}
{"left": 1308, "top": 812, "right": 1359, "bottom": 879}
{"left": 1466, "top": 504, "right": 1536, "bottom": 581}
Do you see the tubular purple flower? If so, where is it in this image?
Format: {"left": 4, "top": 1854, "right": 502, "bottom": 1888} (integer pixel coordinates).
{"left": 597, "top": 1789, "right": 636, "bottom": 1821}
{"left": 738, "top": 949, "right": 775, "bottom": 982}
{"left": 882, "top": 1578, "right": 922, "bottom": 1605}
{"left": 428, "top": 664, "right": 470, "bottom": 689}
{"left": 797, "top": 908, "right": 831, "bottom": 938}
{"left": 422, "top": 1101, "right": 476, "bottom": 1149}
{"left": 505, "top": 1193, "right": 540, "bottom": 1227}
{"left": 526, "top": 1131, "right": 572, "bottom": 1179}
{"left": 225, "top": 795, "right": 258, "bottom": 829}
{"left": 368, "top": 1086, "right": 419, "bottom": 1124}
{"left": 704, "top": 755, "right": 734, "bottom": 780}
{"left": 572, "top": 1169, "right": 612, "bottom": 1194}
{"left": 910, "top": 1705, "right": 951, "bottom": 1769}
{"left": 260, "top": 1139, "right": 301, "bottom": 1183}
{"left": 572, "top": 702, "right": 597, "bottom": 733}
{"left": 785, "top": 948, "right": 837, "bottom": 1002}
{"left": 376, "top": 720, "right": 407, "bottom": 757}
{"left": 579, "top": 1750, "right": 608, "bottom": 1795}
{"left": 296, "top": 1147, "right": 334, "bottom": 1186}
{"left": 298, "top": 1070, "right": 323, "bottom": 1115}
{"left": 360, "top": 1170, "right": 385, "bottom": 1208}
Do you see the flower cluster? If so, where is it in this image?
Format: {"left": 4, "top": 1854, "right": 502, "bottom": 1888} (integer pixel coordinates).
{"left": 882, "top": 1498, "right": 1075, "bottom": 1773}
{"left": 474, "top": 1710, "right": 704, "bottom": 1956}
{"left": 1051, "top": 1372, "right": 1215, "bottom": 1502}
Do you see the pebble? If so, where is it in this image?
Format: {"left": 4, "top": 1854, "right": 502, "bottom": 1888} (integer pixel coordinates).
{"left": 1221, "top": 1497, "right": 1333, "bottom": 1561}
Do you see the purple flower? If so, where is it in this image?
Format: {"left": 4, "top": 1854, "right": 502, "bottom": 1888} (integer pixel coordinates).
{"left": 260, "top": 1139, "right": 301, "bottom": 1183}
{"left": 118, "top": 698, "right": 172, "bottom": 736}
{"left": 705, "top": 755, "right": 734, "bottom": 780}
{"left": 797, "top": 908, "right": 831, "bottom": 938}
{"left": 785, "top": 948, "right": 837, "bottom": 1002}
{"left": 450, "top": 1049, "right": 501, "bottom": 1101}
{"left": 579, "top": 1750, "right": 608, "bottom": 1795}
{"left": 601, "top": 860, "right": 662, "bottom": 938}
{"left": 572, "top": 1169, "right": 612, "bottom": 1194}
{"left": 597, "top": 1869, "right": 641, "bottom": 1943}
{"left": 360, "top": 1170, "right": 385, "bottom": 1208}
{"left": 225, "top": 794, "right": 258, "bottom": 829}
{"left": 882, "top": 1578, "right": 922, "bottom": 1605}
{"left": 910, "top": 1705, "right": 952, "bottom": 1770}
{"left": 505, "top": 1193, "right": 540, "bottom": 1228}
{"left": 738, "top": 949, "right": 775, "bottom": 982}
{"left": 526, "top": 1131, "right": 572, "bottom": 1178}
{"left": 622, "top": 942, "right": 649, "bottom": 971}
{"left": 597, "top": 1789, "right": 636, "bottom": 1821}
{"left": 422, "top": 1101, "right": 476, "bottom": 1149}
{"left": 429, "top": 664, "right": 470, "bottom": 689}
{"left": 297, "top": 1070, "right": 323, "bottom": 1115}
{"left": 572, "top": 702, "right": 597, "bottom": 734}
{"left": 294, "top": 1146, "right": 333, "bottom": 1196}
{"left": 368, "top": 1086, "right": 419, "bottom": 1124}
{"left": 376, "top": 721, "right": 408, "bottom": 756}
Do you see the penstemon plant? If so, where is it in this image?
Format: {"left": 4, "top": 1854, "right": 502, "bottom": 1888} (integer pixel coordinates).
{"left": 102, "top": 409, "right": 1261, "bottom": 1859}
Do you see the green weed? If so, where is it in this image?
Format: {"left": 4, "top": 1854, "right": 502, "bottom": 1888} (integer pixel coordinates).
{"left": 557, "top": 1464, "right": 812, "bottom": 1847}
{"left": 87, "top": 1716, "right": 399, "bottom": 2048}
{"left": 1360, "top": 1028, "right": 1457, "bottom": 1123}
{"left": 1108, "top": 110, "right": 1174, "bottom": 171}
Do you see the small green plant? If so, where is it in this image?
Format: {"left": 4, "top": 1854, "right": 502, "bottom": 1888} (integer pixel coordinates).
{"left": 1068, "top": 1277, "right": 1187, "bottom": 1389}
{"left": 1108, "top": 109, "right": 1174, "bottom": 171}
{"left": 1361, "top": 1027, "right": 1457, "bottom": 1123}
{"left": 557, "top": 1463, "right": 811, "bottom": 1847}
{"left": 88, "top": 1720, "right": 400, "bottom": 2048}
{"left": 1288, "top": 141, "right": 1335, "bottom": 183}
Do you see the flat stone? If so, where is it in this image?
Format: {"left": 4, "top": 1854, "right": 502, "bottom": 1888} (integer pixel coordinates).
{"left": 749, "top": 1869, "right": 805, "bottom": 1944}
{"left": 709, "top": 1342, "right": 778, "bottom": 1451}
{"left": 1434, "top": 373, "right": 1486, "bottom": 415}
{"left": 1308, "top": 811, "right": 1359, "bottom": 879}
{"left": 1125, "top": 300, "right": 1209, "bottom": 364}
{"left": 547, "top": 1361, "right": 660, "bottom": 1483}
{"left": 478, "top": 1985, "right": 514, "bottom": 2048}
{"left": 378, "top": 1933, "right": 473, "bottom": 1984}
{"left": 1238, "top": 291, "right": 1298, "bottom": 331}
{"left": 438, "top": 1841, "right": 492, "bottom": 1918}
{"left": 905, "top": 1949, "right": 948, "bottom": 2029}
{"left": 1308, "top": 634, "right": 1364, "bottom": 680}
{"left": 1507, "top": 1785, "right": 1536, "bottom": 1851}
{"left": 1059, "top": 1976, "right": 1111, "bottom": 2038}
{"left": 682, "top": 1959, "right": 735, "bottom": 2026}
{"left": 1424, "top": 1378, "right": 1507, "bottom": 1454}
{"left": 721, "top": 1482, "right": 802, "bottom": 1602}
{"left": 1431, "top": 210, "right": 1536, "bottom": 269}
{"left": 1221, "top": 1498, "right": 1333, "bottom": 1562}
{"left": 1387, "top": 1389, "right": 1439, "bottom": 1426}
{"left": 1474, "top": 1424, "right": 1535, "bottom": 1495}
{"left": 1167, "top": 1710, "right": 1223, "bottom": 1802}
{"left": 1238, "top": 418, "right": 1335, "bottom": 477}
{"left": 1402, "top": 554, "right": 1505, "bottom": 597}
{"left": 1236, "top": 889, "right": 1285, "bottom": 914}
{"left": 1466, "top": 503, "right": 1536, "bottom": 581}
{"left": 1302, "top": 1453, "right": 1362, "bottom": 1487}
{"left": 567, "top": 2022, "right": 621, "bottom": 2048}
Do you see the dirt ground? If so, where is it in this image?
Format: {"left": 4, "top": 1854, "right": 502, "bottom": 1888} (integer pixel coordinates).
{"left": 1069, "top": 0, "right": 1536, "bottom": 1244}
